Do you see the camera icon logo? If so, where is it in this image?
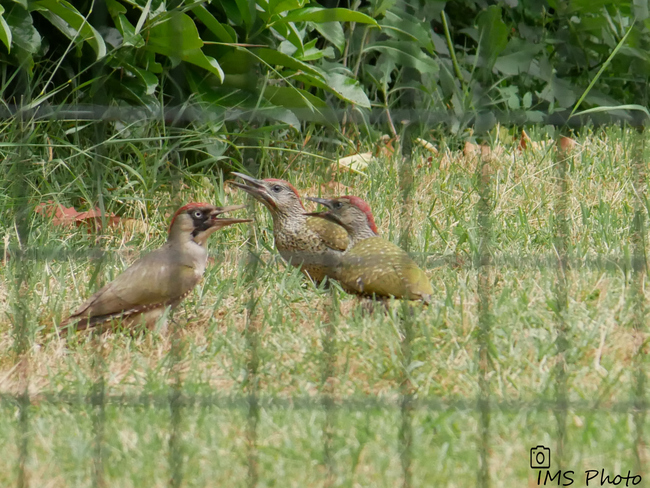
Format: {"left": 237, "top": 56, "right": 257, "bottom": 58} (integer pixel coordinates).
{"left": 530, "top": 446, "right": 551, "bottom": 469}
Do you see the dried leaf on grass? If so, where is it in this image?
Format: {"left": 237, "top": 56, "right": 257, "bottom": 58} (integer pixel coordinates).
{"left": 558, "top": 136, "right": 577, "bottom": 154}
{"left": 518, "top": 130, "right": 541, "bottom": 151}
{"left": 375, "top": 135, "right": 397, "bottom": 157}
{"left": 463, "top": 141, "right": 503, "bottom": 159}
{"left": 35, "top": 201, "right": 121, "bottom": 231}
{"left": 334, "top": 152, "right": 374, "bottom": 175}
{"left": 416, "top": 137, "right": 438, "bottom": 154}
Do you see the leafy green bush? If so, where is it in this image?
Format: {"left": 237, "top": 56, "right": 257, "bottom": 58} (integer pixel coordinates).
{"left": 1, "top": 0, "right": 375, "bottom": 126}
{"left": 1, "top": 0, "right": 648, "bottom": 135}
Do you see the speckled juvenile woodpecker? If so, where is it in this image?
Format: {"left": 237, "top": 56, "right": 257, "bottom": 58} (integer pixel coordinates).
{"left": 228, "top": 172, "right": 348, "bottom": 283}
{"left": 305, "top": 196, "right": 433, "bottom": 303}
{"left": 61, "top": 203, "right": 251, "bottom": 332}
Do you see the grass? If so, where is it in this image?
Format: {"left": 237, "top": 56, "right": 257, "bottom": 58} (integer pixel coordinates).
{"left": 0, "top": 118, "right": 648, "bottom": 486}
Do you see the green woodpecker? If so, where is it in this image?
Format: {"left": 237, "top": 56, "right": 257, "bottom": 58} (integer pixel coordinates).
{"left": 228, "top": 172, "right": 348, "bottom": 283}
{"left": 306, "top": 196, "right": 433, "bottom": 303}
{"left": 61, "top": 203, "right": 251, "bottom": 332}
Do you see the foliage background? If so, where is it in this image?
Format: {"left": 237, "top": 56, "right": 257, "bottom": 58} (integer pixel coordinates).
{"left": 2, "top": 0, "right": 650, "bottom": 138}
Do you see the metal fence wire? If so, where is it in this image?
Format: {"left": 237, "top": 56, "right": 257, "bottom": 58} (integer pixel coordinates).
{"left": 2, "top": 13, "right": 650, "bottom": 488}
{"left": 2, "top": 113, "right": 648, "bottom": 487}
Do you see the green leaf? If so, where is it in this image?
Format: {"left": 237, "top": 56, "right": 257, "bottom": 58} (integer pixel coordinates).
{"left": 572, "top": 104, "right": 650, "bottom": 120}
{"left": 380, "top": 10, "right": 434, "bottom": 53}
{"left": 219, "top": 0, "right": 242, "bottom": 26}
{"left": 294, "top": 71, "right": 370, "bottom": 108}
{"left": 105, "top": 0, "right": 126, "bottom": 16}
{"left": 125, "top": 64, "right": 158, "bottom": 95}
{"left": 0, "top": 6, "right": 12, "bottom": 52}
{"left": 116, "top": 14, "right": 144, "bottom": 48}
{"left": 5, "top": 4, "right": 41, "bottom": 54}
{"left": 262, "top": 106, "right": 301, "bottom": 128}
{"left": 146, "top": 12, "right": 224, "bottom": 82}
{"left": 269, "top": 0, "right": 308, "bottom": 15}
{"left": 270, "top": 20, "right": 304, "bottom": 51}
{"left": 364, "top": 54, "right": 395, "bottom": 93}
{"left": 635, "top": 0, "right": 649, "bottom": 21}
{"left": 263, "top": 85, "right": 336, "bottom": 124}
{"left": 570, "top": 22, "right": 635, "bottom": 118}
{"left": 31, "top": 0, "right": 106, "bottom": 59}
{"left": 147, "top": 12, "right": 203, "bottom": 53}
{"left": 191, "top": 4, "right": 235, "bottom": 43}
{"left": 234, "top": 0, "right": 254, "bottom": 29}
{"left": 370, "top": 0, "right": 397, "bottom": 16}
{"left": 143, "top": 50, "right": 162, "bottom": 74}
{"left": 363, "top": 41, "right": 438, "bottom": 75}
{"left": 476, "top": 5, "right": 508, "bottom": 68}
{"left": 254, "top": 47, "right": 325, "bottom": 80}
{"left": 279, "top": 7, "right": 378, "bottom": 26}
{"left": 311, "top": 21, "right": 344, "bottom": 53}
{"left": 183, "top": 50, "right": 225, "bottom": 82}
{"left": 493, "top": 40, "right": 543, "bottom": 76}
{"left": 324, "top": 72, "right": 370, "bottom": 107}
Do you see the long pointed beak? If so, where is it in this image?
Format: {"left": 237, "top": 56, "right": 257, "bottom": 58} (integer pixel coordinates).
{"left": 305, "top": 196, "right": 335, "bottom": 209}
{"left": 210, "top": 204, "right": 252, "bottom": 228}
{"left": 303, "top": 209, "right": 341, "bottom": 227}
{"left": 227, "top": 172, "right": 275, "bottom": 208}
{"left": 230, "top": 172, "right": 265, "bottom": 187}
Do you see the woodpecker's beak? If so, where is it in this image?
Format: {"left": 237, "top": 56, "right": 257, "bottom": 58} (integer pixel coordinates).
{"left": 228, "top": 172, "right": 276, "bottom": 208}
{"left": 305, "top": 196, "right": 335, "bottom": 209}
{"left": 303, "top": 196, "right": 340, "bottom": 222}
{"left": 209, "top": 204, "right": 252, "bottom": 228}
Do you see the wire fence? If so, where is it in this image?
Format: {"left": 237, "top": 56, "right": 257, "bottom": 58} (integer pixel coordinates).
{"left": 2, "top": 120, "right": 648, "bottom": 487}
{"left": 2, "top": 45, "right": 649, "bottom": 488}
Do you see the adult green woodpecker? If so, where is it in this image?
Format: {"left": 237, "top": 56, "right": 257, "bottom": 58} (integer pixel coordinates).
{"left": 228, "top": 172, "right": 348, "bottom": 283}
{"left": 61, "top": 203, "right": 251, "bottom": 332}
{"left": 306, "top": 196, "right": 433, "bottom": 303}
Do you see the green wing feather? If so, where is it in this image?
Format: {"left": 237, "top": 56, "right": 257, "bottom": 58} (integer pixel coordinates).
{"left": 66, "top": 245, "right": 200, "bottom": 324}
{"left": 306, "top": 216, "right": 349, "bottom": 251}
{"left": 341, "top": 238, "right": 433, "bottom": 300}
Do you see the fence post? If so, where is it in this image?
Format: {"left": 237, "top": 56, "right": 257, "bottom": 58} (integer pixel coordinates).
{"left": 243, "top": 229, "right": 262, "bottom": 488}
{"left": 397, "top": 124, "right": 417, "bottom": 488}
{"left": 553, "top": 133, "right": 571, "bottom": 470}
{"left": 11, "top": 103, "right": 33, "bottom": 488}
{"left": 321, "top": 287, "right": 339, "bottom": 487}
{"left": 631, "top": 127, "right": 647, "bottom": 472}
{"left": 476, "top": 145, "right": 492, "bottom": 488}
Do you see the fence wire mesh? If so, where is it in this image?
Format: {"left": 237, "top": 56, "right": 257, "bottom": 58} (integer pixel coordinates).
{"left": 1, "top": 22, "right": 650, "bottom": 487}
{"left": 2, "top": 114, "right": 647, "bottom": 486}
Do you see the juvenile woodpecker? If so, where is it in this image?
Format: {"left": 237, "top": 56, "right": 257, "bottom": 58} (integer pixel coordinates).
{"left": 61, "top": 203, "right": 251, "bottom": 332}
{"left": 306, "top": 196, "right": 433, "bottom": 303}
{"left": 228, "top": 172, "right": 348, "bottom": 283}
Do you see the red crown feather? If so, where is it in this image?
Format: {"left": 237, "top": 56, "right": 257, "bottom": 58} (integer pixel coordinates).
{"left": 169, "top": 202, "right": 212, "bottom": 233}
{"left": 342, "top": 196, "right": 378, "bottom": 234}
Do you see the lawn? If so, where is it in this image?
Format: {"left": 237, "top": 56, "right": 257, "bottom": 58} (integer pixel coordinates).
{"left": 0, "top": 121, "right": 647, "bottom": 487}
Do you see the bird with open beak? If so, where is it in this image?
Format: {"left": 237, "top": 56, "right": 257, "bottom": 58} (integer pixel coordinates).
{"left": 61, "top": 203, "right": 251, "bottom": 333}
{"left": 227, "top": 172, "right": 348, "bottom": 284}
{"left": 306, "top": 196, "right": 433, "bottom": 303}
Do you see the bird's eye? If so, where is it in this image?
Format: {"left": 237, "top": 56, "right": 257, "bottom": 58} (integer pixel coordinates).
{"left": 193, "top": 210, "right": 203, "bottom": 219}
{"left": 272, "top": 185, "right": 282, "bottom": 193}
{"left": 334, "top": 202, "right": 343, "bottom": 209}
